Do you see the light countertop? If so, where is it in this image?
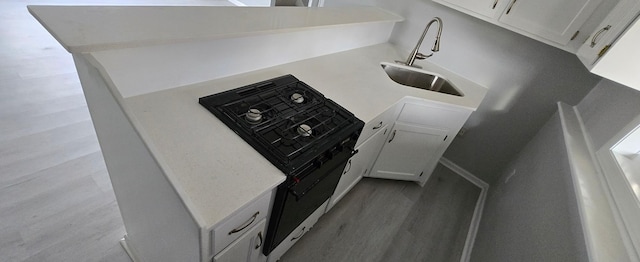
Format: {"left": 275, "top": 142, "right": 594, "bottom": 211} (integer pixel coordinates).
{"left": 27, "top": 2, "right": 481, "bottom": 231}
{"left": 110, "top": 43, "right": 487, "bottom": 228}
{"left": 27, "top": 5, "right": 402, "bottom": 53}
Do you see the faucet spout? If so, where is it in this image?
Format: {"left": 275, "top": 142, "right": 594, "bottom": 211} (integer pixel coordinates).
{"left": 404, "top": 17, "right": 443, "bottom": 67}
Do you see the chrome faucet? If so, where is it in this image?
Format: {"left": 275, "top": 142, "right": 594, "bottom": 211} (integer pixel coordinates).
{"left": 403, "top": 17, "right": 443, "bottom": 67}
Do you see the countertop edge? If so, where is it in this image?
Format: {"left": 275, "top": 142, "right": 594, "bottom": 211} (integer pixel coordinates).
{"left": 27, "top": 5, "right": 404, "bottom": 53}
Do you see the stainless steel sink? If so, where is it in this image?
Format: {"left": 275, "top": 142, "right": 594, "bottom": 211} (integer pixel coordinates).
{"left": 381, "top": 63, "right": 463, "bottom": 97}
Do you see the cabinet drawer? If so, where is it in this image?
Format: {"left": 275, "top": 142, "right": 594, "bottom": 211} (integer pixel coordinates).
{"left": 397, "top": 102, "right": 468, "bottom": 130}
{"left": 266, "top": 200, "right": 327, "bottom": 262}
{"left": 212, "top": 190, "right": 272, "bottom": 256}
{"left": 213, "top": 219, "right": 267, "bottom": 262}
{"left": 357, "top": 107, "right": 395, "bottom": 147}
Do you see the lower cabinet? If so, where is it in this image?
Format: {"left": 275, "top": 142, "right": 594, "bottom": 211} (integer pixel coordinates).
{"left": 327, "top": 125, "right": 390, "bottom": 211}
{"left": 369, "top": 122, "right": 449, "bottom": 184}
{"left": 266, "top": 201, "right": 328, "bottom": 262}
{"left": 368, "top": 99, "right": 472, "bottom": 186}
{"left": 213, "top": 219, "right": 267, "bottom": 262}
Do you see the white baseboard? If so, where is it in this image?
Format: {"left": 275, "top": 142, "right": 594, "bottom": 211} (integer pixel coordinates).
{"left": 227, "top": 0, "right": 246, "bottom": 6}
{"left": 120, "top": 235, "right": 142, "bottom": 262}
{"left": 439, "top": 157, "right": 488, "bottom": 262}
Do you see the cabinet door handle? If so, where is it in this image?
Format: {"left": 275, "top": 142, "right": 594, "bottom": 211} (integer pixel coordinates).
{"left": 388, "top": 130, "right": 396, "bottom": 143}
{"left": 590, "top": 25, "right": 611, "bottom": 47}
{"left": 254, "top": 231, "right": 263, "bottom": 249}
{"left": 505, "top": 0, "right": 516, "bottom": 14}
{"left": 372, "top": 121, "right": 383, "bottom": 130}
{"left": 492, "top": 0, "right": 498, "bottom": 9}
{"left": 343, "top": 159, "right": 352, "bottom": 174}
{"left": 291, "top": 226, "right": 306, "bottom": 241}
{"left": 228, "top": 211, "right": 259, "bottom": 235}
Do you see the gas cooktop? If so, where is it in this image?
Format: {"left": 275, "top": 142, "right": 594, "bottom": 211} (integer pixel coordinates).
{"left": 198, "top": 75, "right": 364, "bottom": 177}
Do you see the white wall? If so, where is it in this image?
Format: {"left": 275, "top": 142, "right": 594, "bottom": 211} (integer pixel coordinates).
{"left": 469, "top": 112, "right": 587, "bottom": 261}
{"left": 324, "top": 0, "right": 602, "bottom": 183}
{"left": 576, "top": 79, "right": 640, "bottom": 149}
{"left": 471, "top": 76, "right": 640, "bottom": 262}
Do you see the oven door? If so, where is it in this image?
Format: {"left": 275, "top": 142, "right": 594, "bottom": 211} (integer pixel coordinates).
{"left": 263, "top": 141, "right": 357, "bottom": 255}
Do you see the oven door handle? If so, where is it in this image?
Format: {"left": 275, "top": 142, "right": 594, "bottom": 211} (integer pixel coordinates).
{"left": 291, "top": 227, "right": 306, "bottom": 241}
{"left": 289, "top": 145, "right": 358, "bottom": 200}
{"left": 343, "top": 159, "right": 352, "bottom": 174}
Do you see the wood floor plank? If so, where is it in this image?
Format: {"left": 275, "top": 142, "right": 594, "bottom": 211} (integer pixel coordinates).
{"left": 380, "top": 165, "right": 481, "bottom": 262}
{"left": 22, "top": 200, "right": 126, "bottom": 262}
{"left": 0, "top": 119, "right": 96, "bottom": 165}
{"left": 0, "top": 106, "right": 93, "bottom": 143}
{"left": 281, "top": 164, "right": 482, "bottom": 262}
{"left": 0, "top": 151, "right": 106, "bottom": 210}
{"left": 0, "top": 225, "right": 29, "bottom": 262}
{"left": 0, "top": 133, "right": 101, "bottom": 187}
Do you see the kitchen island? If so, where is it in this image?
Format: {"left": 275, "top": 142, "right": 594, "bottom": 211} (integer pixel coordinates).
{"left": 29, "top": 5, "right": 486, "bottom": 262}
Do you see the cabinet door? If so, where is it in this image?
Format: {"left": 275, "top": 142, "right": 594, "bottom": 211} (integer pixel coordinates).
{"left": 591, "top": 16, "right": 640, "bottom": 91}
{"left": 497, "top": 0, "right": 601, "bottom": 45}
{"left": 436, "top": 0, "right": 502, "bottom": 18}
{"left": 328, "top": 126, "right": 389, "bottom": 211}
{"left": 370, "top": 122, "right": 449, "bottom": 182}
{"left": 214, "top": 219, "right": 267, "bottom": 262}
{"left": 577, "top": 0, "right": 640, "bottom": 70}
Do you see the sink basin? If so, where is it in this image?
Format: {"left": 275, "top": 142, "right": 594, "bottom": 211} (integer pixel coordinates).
{"left": 381, "top": 63, "right": 463, "bottom": 97}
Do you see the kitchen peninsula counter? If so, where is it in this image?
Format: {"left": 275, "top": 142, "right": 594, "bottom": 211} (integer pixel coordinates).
{"left": 101, "top": 43, "right": 487, "bottom": 228}
{"left": 29, "top": 5, "right": 486, "bottom": 261}
{"left": 28, "top": 5, "right": 402, "bottom": 53}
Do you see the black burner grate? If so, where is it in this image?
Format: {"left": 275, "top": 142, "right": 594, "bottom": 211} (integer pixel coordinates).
{"left": 199, "top": 75, "right": 362, "bottom": 176}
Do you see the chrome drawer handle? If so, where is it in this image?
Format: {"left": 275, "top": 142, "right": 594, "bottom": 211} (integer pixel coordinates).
{"left": 505, "top": 0, "right": 516, "bottom": 14}
{"left": 590, "top": 25, "right": 611, "bottom": 47}
{"left": 255, "top": 231, "right": 263, "bottom": 249}
{"left": 291, "top": 226, "right": 306, "bottom": 241}
{"left": 388, "top": 130, "right": 396, "bottom": 143}
{"left": 372, "top": 121, "right": 383, "bottom": 130}
{"left": 228, "top": 211, "right": 259, "bottom": 235}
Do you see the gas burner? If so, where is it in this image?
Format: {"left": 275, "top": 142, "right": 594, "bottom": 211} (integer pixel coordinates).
{"left": 297, "top": 124, "right": 312, "bottom": 137}
{"left": 291, "top": 93, "right": 304, "bottom": 104}
{"left": 245, "top": 108, "right": 263, "bottom": 123}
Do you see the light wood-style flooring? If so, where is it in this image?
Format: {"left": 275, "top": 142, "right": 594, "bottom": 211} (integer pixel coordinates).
{"left": 281, "top": 165, "right": 481, "bottom": 262}
{"left": 1, "top": 1, "right": 481, "bottom": 261}
{"left": 1, "top": 1, "right": 232, "bottom": 261}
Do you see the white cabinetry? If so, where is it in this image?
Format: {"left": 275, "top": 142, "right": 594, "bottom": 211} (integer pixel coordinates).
{"left": 327, "top": 125, "right": 390, "bottom": 211}
{"left": 266, "top": 201, "right": 328, "bottom": 262}
{"left": 369, "top": 99, "right": 472, "bottom": 186}
{"left": 211, "top": 190, "right": 272, "bottom": 261}
{"left": 369, "top": 123, "right": 449, "bottom": 183}
{"left": 577, "top": 0, "right": 640, "bottom": 91}
{"left": 577, "top": 0, "right": 640, "bottom": 67}
{"left": 214, "top": 219, "right": 267, "bottom": 262}
{"left": 434, "top": 0, "right": 601, "bottom": 47}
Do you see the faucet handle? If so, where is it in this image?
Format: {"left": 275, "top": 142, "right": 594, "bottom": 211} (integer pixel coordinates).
{"left": 415, "top": 52, "right": 433, "bottom": 60}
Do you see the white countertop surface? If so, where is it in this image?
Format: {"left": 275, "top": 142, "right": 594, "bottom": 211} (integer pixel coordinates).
{"left": 112, "top": 43, "right": 487, "bottom": 228}
{"left": 27, "top": 5, "right": 402, "bottom": 53}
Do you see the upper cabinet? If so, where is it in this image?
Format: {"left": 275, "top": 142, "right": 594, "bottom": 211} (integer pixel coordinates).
{"left": 496, "top": 0, "right": 601, "bottom": 45}
{"left": 434, "top": 0, "right": 602, "bottom": 49}
{"left": 589, "top": 16, "right": 640, "bottom": 91}
{"left": 435, "top": 0, "right": 640, "bottom": 91}
{"left": 576, "top": 0, "right": 640, "bottom": 91}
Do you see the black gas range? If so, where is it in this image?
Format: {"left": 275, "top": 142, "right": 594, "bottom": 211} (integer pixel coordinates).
{"left": 199, "top": 74, "right": 364, "bottom": 255}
